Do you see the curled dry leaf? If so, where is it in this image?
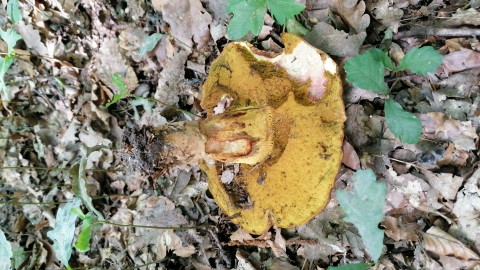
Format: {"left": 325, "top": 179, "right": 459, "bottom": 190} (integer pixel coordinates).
{"left": 330, "top": 0, "right": 370, "bottom": 33}
{"left": 423, "top": 226, "right": 480, "bottom": 267}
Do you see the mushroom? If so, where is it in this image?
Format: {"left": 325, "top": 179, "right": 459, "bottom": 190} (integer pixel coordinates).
{"left": 150, "top": 33, "right": 345, "bottom": 234}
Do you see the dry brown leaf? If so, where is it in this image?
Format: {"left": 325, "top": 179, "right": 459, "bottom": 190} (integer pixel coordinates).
{"left": 420, "top": 112, "right": 478, "bottom": 151}
{"left": 342, "top": 139, "right": 360, "bottom": 170}
{"left": 93, "top": 38, "right": 138, "bottom": 94}
{"left": 154, "top": 42, "right": 189, "bottom": 107}
{"left": 330, "top": 0, "right": 370, "bottom": 33}
{"left": 447, "top": 8, "right": 480, "bottom": 26}
{"left": 384, "top": 216, "right": 419, "bottom": 241}
{"left": 270, "top": 258, "right": 300, "bottom": 270}
{"left": 365, "top": 0, "right": 403, "bottom": 31}
{"left": 305, "top": 22, "right": 367, "bottom": 57}
{"left": 155, "top": 0, "right": 212, "bottom": 51}
{"left": 442, "top": 49, "right": 480, "bottom": 74}
{"left": 452, "top": 167, "right": 480, "bottom": 251}
{"left": 423, "top": 226, "right": 480, "bottom": 267}
{"left": 16, "top": 22, "right": 50, "bottom": 57}
{"left": 421, "top": 170, "right": 464, "bottom": 201}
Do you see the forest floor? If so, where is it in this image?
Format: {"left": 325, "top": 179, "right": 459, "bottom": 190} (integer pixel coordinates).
{"left": 1, "top": 0, "right": 480, "bottom": 269}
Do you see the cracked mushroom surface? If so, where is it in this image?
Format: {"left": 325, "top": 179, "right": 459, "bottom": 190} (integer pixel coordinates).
{"left": 199, "top": 33, "right": 346, "bottom": 235}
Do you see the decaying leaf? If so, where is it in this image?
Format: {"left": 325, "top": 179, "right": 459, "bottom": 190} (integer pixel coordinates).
{"left": 304, "top": 0, "right": 369, "bottom": 56}
{"left": 93, "top": 38, "right": 138, "bottom": 94}
{"left": 364, "top": 0, "right": 403, "bottom": 31}
{"left": 452, "top": 167, "right": 480, "bottom": 251}
{"left": 420, "top": 112, "right": 478, "bottom": 151}
{"left": 383, "top": 216, "right": 419, "bottom": 242}
{"left": 154, "top": 0, "right": 212, "bottom": 51}
{"left": 330, "top": 0, "right": 370, "bottom": 33}
{"left": 423, "top": 226, "right": 480, "bottom": 268}
{"left": 448, "top": 8, "right": 480, "bottom": 26}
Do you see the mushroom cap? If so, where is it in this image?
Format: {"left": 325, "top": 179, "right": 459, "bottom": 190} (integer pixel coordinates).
{"left": 200, "top": 33, "right": 346, "bottom": 234}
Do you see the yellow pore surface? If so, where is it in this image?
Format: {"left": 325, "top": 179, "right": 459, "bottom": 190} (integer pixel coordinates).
{"left": 200, "top": 33, "right": 346, "bottom": 235}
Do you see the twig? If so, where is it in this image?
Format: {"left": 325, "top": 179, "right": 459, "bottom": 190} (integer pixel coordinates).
{"left": 100, "top": 221, "right": 211, "bottom": 231}
{"left": 394, "top": 27, "right": 480, "bottom": 39}
{"left": 227, "top": 238, "right": 318, "bottom": 247}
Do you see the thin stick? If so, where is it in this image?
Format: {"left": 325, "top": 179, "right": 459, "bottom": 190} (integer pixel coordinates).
{"left": 394, "top": 27, "right": 480, "bottom": 39}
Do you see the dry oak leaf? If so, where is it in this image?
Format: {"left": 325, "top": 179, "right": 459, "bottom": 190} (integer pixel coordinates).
{"left": 364, "top": 0, "right": 403, "bottom": 31}
{"left": 200, "top": 33, "right": 345, "bottom": 234}
{"left": 330, "top": 0, "right": 370, "bottom": 33}
{"left": 305, "top": 0, "right": 369, "bottom": 57}
{"left": 423, "top": 226, "right": 480, "bottom": 268}
{"left": 153, "top": 0, "right": 212, "bottom": 51}
{"left": 305, "top": 22, "right": 367, "bottom": 57}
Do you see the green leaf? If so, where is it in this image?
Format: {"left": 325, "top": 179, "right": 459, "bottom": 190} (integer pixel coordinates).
{"left": 336, "top": 169, "right": 386, "bottom": 263}
{"left": 286, "top": 18, "right": 309, "bottom": 36}
{"left": 227, "top": 0, "right": 267, "bottom": 39}
{"left": 369, "top": 48, "right": 395, "bottom": 71}
{"left": 7, "top": 0, "right": 22, "bottom": 23}
{"left": 344, "top": 49, "right": 389, "bottom": 94}
{"left": 267, "top": 0, "right": 304, "bottom": 25}
{"left": 139, "top": 33, "right": 163, "bottom": 57}
{"left": 384, "top": 99, "right": 422, "bottom": 144}
{"left": 106, "top": 73, "right": 129, "bottom": 107}
{"left": 0, "top": 228, "right": 13, "bottom": 270}
{"left": 75, "top": 213, "right": 93, "bottom": 252}
{"left": 0, "top": 28, "right": 22, "bottom": 54}
{"left": 47, "top": 198, "right": 82, "bottom": 270}
{"left": 0, "top": 56, "right": 15, "bottom": 101}
{"left": 71, "top": 146, "right": 105, "bottom": 221}
{"left": 397, "top": 46, "right": 443, "bottom": 75}
{"left": 328, "top": 263, "right": 371, "bottom": 270}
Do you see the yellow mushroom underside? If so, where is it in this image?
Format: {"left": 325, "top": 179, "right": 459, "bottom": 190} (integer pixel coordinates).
{"left": 201, "top": 34, "right": 346, "bottom": 235}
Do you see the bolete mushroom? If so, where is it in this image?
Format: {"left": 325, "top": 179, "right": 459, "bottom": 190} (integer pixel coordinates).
{"left": 151, "top": 33, "right": 345, "bottom": 234}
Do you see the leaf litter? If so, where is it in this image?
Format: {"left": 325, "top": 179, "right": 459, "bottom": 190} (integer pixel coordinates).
{"left": 0, "top": 0, "right": 480, "bottom": 269}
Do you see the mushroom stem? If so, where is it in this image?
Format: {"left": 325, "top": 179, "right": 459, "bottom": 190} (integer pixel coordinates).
{"left": 156, "top": 107, "right": 275, "bottom": 167}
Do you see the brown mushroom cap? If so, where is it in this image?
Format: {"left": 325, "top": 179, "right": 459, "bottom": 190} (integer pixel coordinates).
{"left": 200, "top": 33, "right": 346, "bottom": 235}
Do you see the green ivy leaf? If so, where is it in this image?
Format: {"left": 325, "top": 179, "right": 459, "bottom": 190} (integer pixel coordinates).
{"left": 74, "top": 212, "right": 93, "bottom": 252}
{"left": 328, "top": 263, "right": 371, "bottom": 270}
{"left": 336, "top": 169, "right": 386, "bottom": 263}
{"left": 47, "top": 198, "right": 82, "bottom": 270}
{"left": 397, "top": 46, "right": 443, "bottom": 75}
{"left": 139, "top": 33, "right": 163, "bottom": 57}
{"left": 384, "top": 99, "right": 422, "bottom": 144}
{"left": 267, "top": 0, "right": 304, "bottom": 25}
{"left": 7, "top": 0, "right": 22, "bottom": 23}
{"left": 344, "top": 49, "right": 389, "bottom": 94}
{"left": 227, "top": 0, "right": 267, "bottom": 40}
{"left": 0, "top": 228, "right": 13, "bottom": 270}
